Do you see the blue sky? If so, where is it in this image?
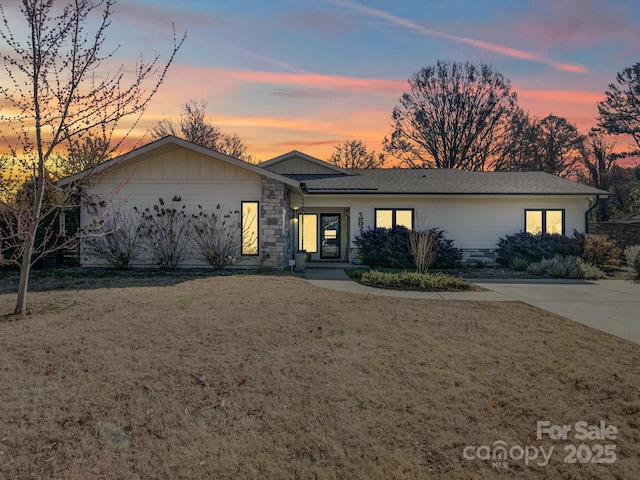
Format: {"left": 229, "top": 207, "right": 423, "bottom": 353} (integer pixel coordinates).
{"left": 5, "top": 0, "right": 640, "bottom": 161}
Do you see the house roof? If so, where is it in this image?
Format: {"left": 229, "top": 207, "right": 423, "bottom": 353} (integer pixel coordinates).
{"left": 288, "top": 169, "right": 609, "bottom": 196}
{"left": 259, "top": 150, "right": 355, "bottom": 175}
{"left": 58, "top": 136, "right": 301, "bottom": 189}
{"left": 58, "top": 137, "right": 608, "bottom": 197}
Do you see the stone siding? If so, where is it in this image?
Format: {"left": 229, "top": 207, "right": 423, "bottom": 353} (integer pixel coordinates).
{"left": 260, "top": 177, "right": 290, "bottom": 268}
{"left": 461, "top": 248, "right": 497, "bottom": 266}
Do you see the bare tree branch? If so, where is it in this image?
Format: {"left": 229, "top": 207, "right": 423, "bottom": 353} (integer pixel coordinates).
{"left": 150, "top": 99, "right": 254, "bottom": 162}
{"left": 384, "top": 61, "right": 519, "bottom": 170}
{"left": 328, "top": 139, "right": 386, "bottom": 169}
{"left": 0, "top": 0, "right": 185, "bottom": 314}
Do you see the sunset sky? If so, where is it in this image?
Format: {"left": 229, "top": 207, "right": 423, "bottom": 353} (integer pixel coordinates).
{"left": 5, "top": 0, "right": 640, "bottom": 163}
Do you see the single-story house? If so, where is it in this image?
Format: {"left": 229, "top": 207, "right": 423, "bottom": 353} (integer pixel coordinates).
{"left": 61, "top": 136, "right": 608, "bottom": 267}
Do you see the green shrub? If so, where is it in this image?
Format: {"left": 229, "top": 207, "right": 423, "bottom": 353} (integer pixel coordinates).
{"left": 476, "top": 259, "right": 488, "bottom": 269}
{"left": 497, "top": 231, "right": 584, "bottom": 266}
{"left": 583, "top": 234, "right": 621, "bottom": 270}
{"left": 353, "top": 226, "right": 413, "bottom": 269}
{"left": 507, "top": 256, "right": 528, "bottom": 271}
{"left": 430, "top": 229, "right": 463, "bottom": 269}
{"left": 527, "top": 255, "right": 583, "bottom": 279}
{"left": 577, "top": 259, "right": 606, "bottom": 280}
{"left": 354, "top": 226, "right": 462, "bottom": 270}
{"left": 525, "top": 255, "right": 606, "bottom": 280}
{"left": 359, "top": 270, "right": 473, "bottom": 291}
{"left": 624, "top": 244, "right": 640, "bottom": 278}
{"left": 525, "top": 260, "right": 545, "bottom": 277}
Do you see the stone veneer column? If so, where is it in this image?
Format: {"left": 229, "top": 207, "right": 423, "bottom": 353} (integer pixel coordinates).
{"left": 260, "top": 176, "right": 291, "bottom": 268}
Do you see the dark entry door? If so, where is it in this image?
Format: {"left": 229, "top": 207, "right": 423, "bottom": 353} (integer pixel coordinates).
{"left": 320, "top": 214, "right": 340, "bottom": 259}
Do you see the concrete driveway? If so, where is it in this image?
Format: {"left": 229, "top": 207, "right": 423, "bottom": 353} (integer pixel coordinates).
{"left": 474, "top": 280, "right": 640, "bottom": 345}
{"left": 305, "top": 268, "right": 640, "bottom": 345}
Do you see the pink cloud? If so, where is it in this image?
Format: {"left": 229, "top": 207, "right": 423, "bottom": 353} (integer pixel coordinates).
{"left": 331, "top": 0, "right": 588, "bottom": 73}
{"left": 517, "top": 89, "right": 603, "bottom": 104}
{"left": 228, "top": 68, "right": 406, "bottom": 96}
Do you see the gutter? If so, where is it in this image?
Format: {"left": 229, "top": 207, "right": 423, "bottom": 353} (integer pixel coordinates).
{"left": 585, "top": 196, "right": 600, "bottom": 233}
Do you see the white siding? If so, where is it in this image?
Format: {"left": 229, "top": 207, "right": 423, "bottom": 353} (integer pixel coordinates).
{"left": 292, "top": 193, "right": 591, "bottom": 251}
{"left": 81, "top": 145, "right": 263, "bottom": 267}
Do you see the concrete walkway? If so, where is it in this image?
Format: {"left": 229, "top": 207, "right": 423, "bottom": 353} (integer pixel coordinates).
{"left": 305, "top": 268, "right": 640, "bottom": 345}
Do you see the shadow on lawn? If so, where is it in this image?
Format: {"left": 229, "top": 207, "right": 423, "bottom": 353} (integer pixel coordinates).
{"left": 0, "top": 267, "right": 289, "bottom": 295}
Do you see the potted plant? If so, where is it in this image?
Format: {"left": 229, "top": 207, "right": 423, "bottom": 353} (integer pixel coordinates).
{"left": 295, "top": 250, "right": 307, "bottom": 273}
{"left": 352, "top": 253, "right": 364, "bottom": 265}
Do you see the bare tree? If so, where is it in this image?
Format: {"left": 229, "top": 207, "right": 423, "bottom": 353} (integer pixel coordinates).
{"left": 534, "top": 115, "right": 583, "bottom": 177}
{"left": 574, "top": 130, "right": 619, "bottom": 221}
{"left": 493, "top": 113, "right": 583, "bottom": 176}
{"left": 55, "top": 133, "right": 112, "bottom": 178}
{"left": 328, "top": 139, "right": 386, "bottom": 169}
{"left": 384, "top": 60, "right": 520, "bottom": 170}
{"left": 576, "top": 130, "right": 617, "bottom": 192}
{"left": 151, "top": 99, "right": 253, "bottom": 162}
{"left": 0, "top": 0, "right": 185, "bottom": 314}
{"left": 492, "top": 110, "right": 541, "bottom": 171}
{"left": 598, "top": 62, "right": 640, "bottom": 151}
{"left": 217, "top": 131, "right": 252, "bottom": 162}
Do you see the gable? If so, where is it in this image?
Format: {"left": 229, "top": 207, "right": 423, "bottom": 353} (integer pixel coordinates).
{"left": 58, "top": 136, "right": 300, "bottom": 190}
{"left": 260, "top": 150, "right": 354, "bottom": 176}
{"left": 263, "top": 156, "right": 339, "bottom": 175}
{"left": 105, "top": 144, "right": 261, "bottom": 183}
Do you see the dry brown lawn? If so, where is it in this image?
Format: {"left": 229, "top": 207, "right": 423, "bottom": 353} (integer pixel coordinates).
{"left": 0, "top": 273, "right": 639, "bottom": 479}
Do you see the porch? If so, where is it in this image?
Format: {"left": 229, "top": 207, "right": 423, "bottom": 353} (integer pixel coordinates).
{"left": 292, "top": 207, "right": 353, "bottom": 263}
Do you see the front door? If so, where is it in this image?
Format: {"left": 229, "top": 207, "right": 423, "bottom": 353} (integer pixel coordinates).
{"left": 320, "top": 214, "right": 340, "bottom": 259}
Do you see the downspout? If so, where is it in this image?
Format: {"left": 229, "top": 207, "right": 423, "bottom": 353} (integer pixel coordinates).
{"left": 294, "top": 183, "right": 308, "bottom": 272}
{"left": 585, "top": 195, "right": 600, "bottom": 233}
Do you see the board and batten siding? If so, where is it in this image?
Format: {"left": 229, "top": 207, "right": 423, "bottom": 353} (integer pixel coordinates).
{"left": 293, "top": 193, "right": 591, "bottom": 262}
{"left": 263, "top": 156, "right": 341, "bottom": 175}
{"left": 80, "top": 146, "right": 262, "bottom": 267}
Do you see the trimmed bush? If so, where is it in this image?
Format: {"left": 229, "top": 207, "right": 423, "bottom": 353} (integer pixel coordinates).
{"left": 354, "top": 226, "right": 462, "bottom": 270}
{"left": 624, "top": 244, "right": 640, "bottom": 278}
{"left": 430, "top": 229, "right": 463, "bottom": 269}
{"left": 354, "top": 226, "right": 413, "bottom": 269}
{"left": 358, "top": 270, "right": 473, "bottom": 291}
{"left": 583, "top": 234, "right": 621, "bottom": 271}
{"left": 497, "top": 231, "right": 584, "bottom": 266}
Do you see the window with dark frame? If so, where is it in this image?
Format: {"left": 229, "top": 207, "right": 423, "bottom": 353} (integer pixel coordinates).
{"left": 525, "top": 209, "right": 565, "bottom": 235}
{"left": 374, "top": 208, "right": 414, "bottom": 230}
{"left": 241, "top": 201, "right": 259, "bottom": 255}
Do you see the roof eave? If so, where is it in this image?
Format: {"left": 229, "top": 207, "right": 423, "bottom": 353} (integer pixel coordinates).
{"left": 303, "top": 190, "right": 610, "bottom": 195}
